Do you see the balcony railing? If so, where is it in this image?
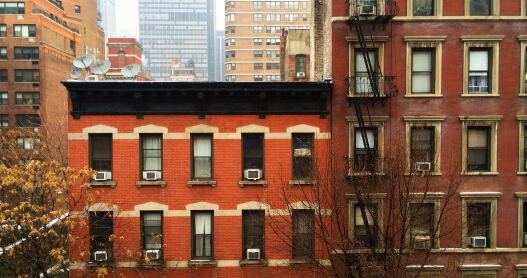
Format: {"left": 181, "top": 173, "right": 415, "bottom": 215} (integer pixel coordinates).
{"left": 347, "top": 75, "right": 398, "bottom": 98}
{"left": 47, "top": 0, "right": 64, "bottom": 10}
{"left": 349, "top": 0, "right": 399, "bottom": 18}
{"left": 32, "top": 8, "right": 79, "bottom": 33}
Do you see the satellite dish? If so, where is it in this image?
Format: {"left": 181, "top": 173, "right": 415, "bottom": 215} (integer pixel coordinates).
{"left": 121, "top": 64, "right": 141, "bottom": 78}
{"left": 92, "top": 60, "right": 111, "bottom": 75}
{"left": 69, "top": 66, "right": 83, "bottom": 79}
{"left": 73, "top": 54, "right": 94, "bottom": 69}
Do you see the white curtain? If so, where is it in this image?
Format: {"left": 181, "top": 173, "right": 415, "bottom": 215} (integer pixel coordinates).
{"left": 194, "top": 136, "right": 211, "bottom": 156}
{"left": 194, "top": 213, "right": 212, "bottom": 257}
{"left": 468, "top": 129, "right": 487, "bottom": 148}
{"left": 469, "top": 50, "right": 488, "bottom": 71}
{"left": 355, "top": 129, "right": 375, "bottom": 149}
{"left": 143, "top": 136, "right": 161, "bottom": 171}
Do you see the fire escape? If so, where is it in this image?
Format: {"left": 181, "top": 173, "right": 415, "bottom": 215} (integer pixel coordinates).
{"left": 346, "top": 0, "right": 399, "bottom": 173}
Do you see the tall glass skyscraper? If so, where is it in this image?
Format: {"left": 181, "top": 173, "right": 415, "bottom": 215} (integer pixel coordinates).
{"left": 139, "top": 0, "right": 215, "bottom": 81}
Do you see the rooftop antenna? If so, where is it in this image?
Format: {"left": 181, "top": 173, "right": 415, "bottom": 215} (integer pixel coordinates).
{"left": 121, "top": 64, "right": 141, "bottom": 79}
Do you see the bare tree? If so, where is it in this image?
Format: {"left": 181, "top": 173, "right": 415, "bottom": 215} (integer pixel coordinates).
{"left": 264, "top": 139, "right": 465, "bottom": 278}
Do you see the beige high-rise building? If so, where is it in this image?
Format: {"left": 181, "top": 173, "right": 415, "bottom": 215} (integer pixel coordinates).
{"left": 224, "top": 0, "right": 311, "bottom": 82}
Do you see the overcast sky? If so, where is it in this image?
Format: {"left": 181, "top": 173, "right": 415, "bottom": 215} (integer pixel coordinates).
{"left": 115, "top": 0, "right": 225, "bottom": 39}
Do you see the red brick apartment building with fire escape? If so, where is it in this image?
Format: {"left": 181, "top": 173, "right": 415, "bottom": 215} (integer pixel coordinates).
{"left": 331, "top": 0, "right": 527, "bottom": 276}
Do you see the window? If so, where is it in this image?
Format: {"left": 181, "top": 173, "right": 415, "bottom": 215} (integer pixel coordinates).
{"left": 253, "top": 26, "right": 263, "bottom": 33}
{"left": 266, "top": 13, "right": 280, "bottom": 21}
{"left": 467, "top": 202, "right": 491, "bottom": 247}
{"left": 0, "top": 114, "right": 7, "bottom": 128}
{"left": 284, "top": 13, "right": 299, "bottom": 21}
{"left": 0, "top": 47, "right": 6, "bottom": 59}
{"left": 467, "top": 127, "right": 490, "bottom": 172}
{"left": 254, "top": 38, "right": 263, "bottom": 45}
{"left": 192, "top": 211, "right": 213, "bottom": 259}
{"left": 0, "top": 25, "right": 6, "bottom": 37}
{"left": 410, "top": 127, "right": 435, "bottom": 169}
{"left": 266, "top": 50, "right": 279, "bottom": 58}
{"left": 292, "top": 133, "right": 314, "bottom": 180}
{"left": 74, "top": 5, "right": 81, "bottom": 13}
{"left": 17, "top": 137, "right": 40, "bottom": 150}
{"left": 225, "top": 63, "right": 236, "bottom": 71}
{"left": 14, "top": 25, "right": 36, "bottom": 37}
{"left": 522, "top": 45, "right": 527, "bottom": 95}
{"left": 242, "top": 134, "right": 264, "bottom": 178}
{"left": 413, "top": 0, "right": 434, "bottom": 15}
{"left": 266, "top": 75, "right": 280, "bottom": 81}
{"left": 468, "top": 48, "right": 491, "bottom": 94}
{"left": 226, "top": 75, "right": 236, "bottom": 82}
{"left": 519, "top": 196, "right": 527, "bottom": 248}
{"left": 225, "top": 14, "right": 235, "bottom": 22}
{"left": 295, "top": 55, "right": 306, "bottom": 75}
{"left": 225, "top": 50, "right": 236, "bottom": 58}
{"left": 89, "top": 211, "right": 113, "bottom": 261}
{"left": 254, "top": 75, "right": 263, "bottom": 81}
{"left": 192, "top": 134, "right": 212, "bottom": 180}
{"left": 354, "top": 49, "right": 377, "bottom": 94}
{"left": 292, "top": 210, "right": 314, "bottom": 259}
{"left": 0, "top": 2, "right": 25, "bottom": 14}
{"left": 354, "top": 128, "right": 377, "bottom": 172}
{"left": 242, "top": 210, "right": 264, "bottom": 259}
{"left": 229, "top": 38, "right": 236, "bottom": 45}
{"left": 140, "top": 134, "right": 162, "bottom": 176}
{"left": 409, "top": 203, "right": 435, "bottom": 248}
{"left": 266, "top": 38, "right": 280, "bottom": 45}
{"left": 15, "top": 70, "right": 39, "bottom": 83}
{"left": 470, "top": 0, "right": 491, "bottom": 15}
{"left": 253, "top": 13, "right": 263, "bottom": 21}
{"left": 0, "top": 70, "right": 7, "bottom": 82}
{"left": 0, "top": 92, "right": 7, "bottom": 105}
{"left": 411, "top": 49, "right": 434, "bottom": 94}
{"left": 266, "top": 1, "right": 280, "bottom": 9}
{"left": 254, "top": 1, "right": 262, "bottom": 9}
{"left": 266, "top": 63, "right": 280, "bottom": 70}
{"left": 89, "top": 134, "right": 112, "bottom": 172}
{"left": 141, "top": 212, "right": 163, "bottom": 252}
{"left": 15, "top": 92, "right": 40, "bottom": 105}
{"left": 254, "top": 50, "right": 263, "bottom": 58}
{"left": 521, "top": 121, "right": 527, "bottom": 173}
{"left": 254, "top": 63, "right": 263, "bottom": 70}
{"left": 15, "top": 114, "right": 40, "bottom": 127}
{"left": 353, "top": 204, "right": 378, "bottom": 248}
{"left": 14, "top": 47, "right": 39, "bottom": 60}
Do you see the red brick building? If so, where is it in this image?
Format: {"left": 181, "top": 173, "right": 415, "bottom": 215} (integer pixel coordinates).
{"left": 330, "top": 0, "right": 527, "bottom": 276}
{"left": 106, "top": 37, "right": 143, "bottom": 80}
{"left": 63, "top": 81, "right": 331, "bottom": 277}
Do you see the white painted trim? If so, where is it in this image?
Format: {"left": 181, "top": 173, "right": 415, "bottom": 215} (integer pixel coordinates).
{"left": 185, "top": 124, "right": 219, "bottom": 134}
{"left": 82, "top": 124, "right": 117, "bottom": 134}
{"left": 134, "top": 202, "right": 168, "bottom": 211}
{"left": 133, "top": 124, "right": 168, "bottom": 134}
{"left": 85, "top": 202, "right": 119, "bottom": 212}
{"left": 236, "top": 124, "right": 270, "bottom": 133}
{"left": 459, "top": 264, "right": 502, "bottom": 271}
{"left": 185, "top": 201, "right": 219, "bottom": 211}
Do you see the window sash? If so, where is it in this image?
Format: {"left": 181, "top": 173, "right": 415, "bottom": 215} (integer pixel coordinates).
{"left": 412, "top": 49, "right": 435, "bottom": 93}
{"left": 15, "top": 70, "right": 39, "bottom": 83}
{"left": 409, "top": 203, "right": 435, "bottom": 236}
{"left": 0, "top": 92, "right": 7, "bottom": 105}
{"left": 15, "top": 47, "right": 39, "bottom": 60}
{"left": 470, "top": 0, "right": 491, "bottom": 15}
{"left": 192, "top": 211, "right": 213, "bottom": 259}
{"left": 354, "top": 128, "right": 377, "bottom": 171}
{"left": 89, "top": 211, "right": 113, "bottom": 258}
{"left": 15, "top": 92, "right": 40, "bottom": 105}
{"left": 523, "top": 201, "right": 527, "bottom": 247}
{"left": 354, "top": 204, "right": 378, "bottom": 247}
{"left": 90, "top": 134, "right": 112, "bottom": 172}
{"left": 468, "top": 49, "right": 491, "bottom": 93}
{"left": 410, "top": 127, "right": 435, "bottom": 166}
{"left": 141, "top": 134, "right": 162, "bottom": 172}
{"left": 242, "top": 210, "right": 265, "bottom": 258}
{"left": 292, "top": 210, "right": 314, "bottom": 258}
{"left": 292, "top": 133, "right": 314, "bottom": 179}
{"left": 0, "top": 114, "right": 7, "bottom": 127}
{"left": 467, "top": 127, "right": 490, "bottom": 171}
{"left": 295, "top": 55, "right": 306, "bottom": 73}
{"left": 355, "top": 49, "right": 378, "bottom": 94}
{"left": 15, "top": 114, "right": 40, "bottom": 127}
{"left": 413, "top": 0, "right": 434, "bottom": 16}
{"left": 141, "top": 212, "right": 162, "bottom": 250}
{"left": 467, "top": 202, "right": 491, "bottom": 247}
{"left": 192, "top": 134, "right": 212, "bottom": 179}
{"left": 242, "top": 134, "right": 264, "bottom": 172}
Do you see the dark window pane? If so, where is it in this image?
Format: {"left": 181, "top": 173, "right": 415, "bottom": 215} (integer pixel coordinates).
{"left": 141, "top": 134, "right": 162, "bottom": 172}
{"left": 89, "top": 211, "right": 113, "bottom": 260}
{"left": 15, "top": 114, "right": 40, "bottom": 127}
{"left": 295, "top": 55, "right": 306, "bottom": 74}
{"left": 293, "top": 133, "right": 314, "bottom": 179}
{"left": 192, "top": 211, "right": 213, "bottom": 259}
{"left": 413, "top": 0, "right": 434, "bottom": 15}
{"left": 523, "top": 201, "right": 527, "bottom": 247}
{"left": 354, "top": 204, "right": 378, "bottom": 248}
{"left": 0, "top": 92, "right": 7, "bottom": 105}
{"left": 242, "top": 134, "right": 264, "bottom": 175}
{"left": 354, "top": 128, "right": 377, "bottom": 171}
{"left": 410, "top": 127, "right": 435, "bottom": 167}
{"left": 470, "top": 0, "right": 491, "bottom": 15}
{"left": 467, "top": 202, "right": 491, "bottom": 247}
{"left": 0, "top": 70, "right": 7, "bottom": 82}
{"left": 292, "top": 210, "right": 314, "bottom": 258}
{"left": 142, "top": 212, "right": 162, "bottom": 250}
{"left": 15, "top": 92, "right": 40, "bottom": 105}
{"left": 467, "top": 127, "right": 490, "bottom": 171}
{"left": 0, "top": 114, "right": 8, "bottom": 128}
{"left": 14, "top": 47, "right": 39, "bottom": 60}
{"left": 242, "top": 210, "right": 264, "bottom": 258}
{"left": 15, "top": 70, "right": 39, "bottom": 82}
{"left": 192, "top": 134, "right": 212, "bottom": 179}
{"left": 90, "top": 134, "right": 112, "bottom": 171}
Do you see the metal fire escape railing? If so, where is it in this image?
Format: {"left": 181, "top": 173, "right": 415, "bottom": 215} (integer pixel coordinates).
{"left": 346, "top": 0, "right": 399, "bottom": 173}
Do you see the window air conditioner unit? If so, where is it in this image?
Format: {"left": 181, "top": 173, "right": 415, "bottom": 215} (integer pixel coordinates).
{"left": 143, "top": 171, "right": 161, "bottom": 181}
{"left": 244, "top": 169, "right": 262, "bottom": 180}
{"left": 359, "top": 5, "right": 376, "bottom": 15}
{"left": 469, "top": 236, "right": 487, "bottom": 248}
{"left": 413, "top": 235, "right": 431, "bottom": 250}
{"left": 145, "top": 249, "right": 160, "bottom": 260}
{"left": 296, "top": 72, "right": 306, "bottom": 78}
{"left": 415, "top": 162, "right": 431, "bottom": 172}
{"left": 94, "top": 250, "right": 108, "bottom": 262}
{"left": 93, "top": 171, "right": 112, "bottom": 181}
{"left": 246, "top": 248, "right": 261, "bottom": 260}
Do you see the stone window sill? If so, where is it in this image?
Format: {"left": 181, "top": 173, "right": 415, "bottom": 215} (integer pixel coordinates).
{"left": 86, "top": 261, "right": 116, "bottom": 268}
{"left": 188, "top": 260, "right": 217, "bottom": 267}
{"left": 187, "top": 180, "right": 217, "bottom": 187}
{"left": 461, "top": 171, "right": 499, "bottom": 176}
{"left": 86, "top": 180, "right": 116, "bottom": 188}
{"left": 137, "top": 260, "right": 165, "bottom": 268}
{"left": 239, "top": 259, "right": 268, "bottom": 266}
{"left": 517, "top": 171, "right": 527, "bottom": 175}
{"left": 239, "top": 180, "right": 268, "bottom": 187}
{"left": 289, "top": 258, "right": 315, "bottom": 265}
{"left": 404, "top": 94, "right": 443, "bottom": 98}
{"left": 461, "top": 93, "right": 499, "bottom": 97}
{"left": 136, "top": 180, "right": 167, "bottom": 187}
{"left": 289, "top": 179, "right": 316, "bottom": 186}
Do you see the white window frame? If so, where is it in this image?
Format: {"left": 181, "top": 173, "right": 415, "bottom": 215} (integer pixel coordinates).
{"left": 461, "top": 36, "right": 502, "bottom": 97}
{"left": 404, "top": 116, "right": 444, "bottom": 174}
{"left": 347, "top": 116, "right": 387, "bottom": 175}
{"left": 460, "top": 192, "right": 501, "bottom": 249}
{"left": 407, "top": 0, "right": 443, "bottom": 17}
{"left": 404, "top": 36, "right": 445, "bottom": 97}
{"left": 460, "top": 116, "right": 501, "bottom": 175}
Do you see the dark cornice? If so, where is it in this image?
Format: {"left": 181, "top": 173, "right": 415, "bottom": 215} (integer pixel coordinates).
{"left": 62, "top": 81, "right": 332, "bottom": 119}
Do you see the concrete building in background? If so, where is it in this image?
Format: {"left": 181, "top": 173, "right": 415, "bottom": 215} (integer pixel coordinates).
{"left": 138, "top": 0, "right": 215, "bottom": 81}
{"left": 106, "top": 37, "right": 143, "bottom": 80}
{"left": 96, "top": 0, "right": 116, "bottom": 40}
{"left": 213, "top": 30, "right": 225, "bottom": 81}
{"left": 169, "top": 59, "right": 197, "bottom": 81}
{"left": 224, "top": 0, "right": 311, "bottom": 82}
{"left": 0, "top": 0, "right": 104, "bottom": 142}
{"left": 280, "top": 29, "right": 310, "bottom": 81}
